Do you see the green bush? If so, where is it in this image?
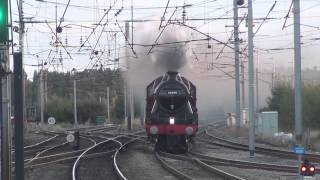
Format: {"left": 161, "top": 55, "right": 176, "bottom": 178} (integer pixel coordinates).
{"left": 265, "top": 82, "right": 320, "bottom": 131}
{"left": 46, "top": 95, "right": 73, "bottom": 123}
{"left": 26, "top": 69, "right": 127, "bottom": 124}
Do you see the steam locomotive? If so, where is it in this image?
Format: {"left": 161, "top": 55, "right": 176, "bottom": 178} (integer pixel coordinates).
{"left": 145, "top": 71, "right": 198, "bottom": 152}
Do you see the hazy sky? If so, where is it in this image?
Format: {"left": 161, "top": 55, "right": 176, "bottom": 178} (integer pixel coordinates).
{"left": 10, "top": 0, "right": 320, "bottom": 79}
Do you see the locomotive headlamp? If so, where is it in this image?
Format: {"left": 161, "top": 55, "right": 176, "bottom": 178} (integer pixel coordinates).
{"left": 170, "top": 117, "right": 175, "bottom": 125}
{"left": 185, "top": 127, "right": 193, "bottom": 135}
{"left": 150, "top": 126, "right": 158, "bottom": 135}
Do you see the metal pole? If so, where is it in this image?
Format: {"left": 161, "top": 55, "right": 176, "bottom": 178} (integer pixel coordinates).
{"left": 107, "top": 86, "right": 110, "bottom": 124}
{"left": 131, "top": 0, "right": 133, "bottom": 48}
{"left": 1, "top": 49, "right": 11, "bottom": 180}
{"left": 124, "top": 85, "right": 127, "bottom": 126}
{"left": 129, "top": 87, "right": 133, "bottom": 130}
{"left": 18, "top": 0, "right": 23, "bottom": 53}
{"left": 256, "top": 68, "right": 259, "bottom": 112}
{"left": 256, "top": 52, "right": 259, "bottom": 112}
{"left": 247, "top": 0, "right": 256, "bottom": 158}
{"left": 298, "top": 154, "right": 302, "bottom": 179}
{"left": 44, "top": 70, "right": 47, "bottom": 112}
{"left": 271, "top": 70, "right": 274, "bottom": 89}
{"left": 124, "top": 21, "right": 132, "bottom": 130}
{"left": 271, "top": 59, "right": 275, "bottom": 89}
{"left": 294, "top": 0, "right": 302, "bottom": 144}
{"left": 241, "top": 61, "right": 245, "bottom": 109}
{"left": 18, "top": 0, "right": 25, "bottom": 127}
{"left": 14, "top": 52, "right": 24, "bottom": 180}
{"left": 73, "top": 78, "right": 78, "bottom": 128}
{"left": 0, "top": 74, "right": 3, "bottom": 179}
{"left": 233, "top": 0, "right": 241, "bottom": 129}
{"left": 241, "top": 60, "right": 246, "bottom": 126}
{"left": 130, "top": 2, "right": 134, "bottom": 130}
{"left": 39, "top": 70, "right": 44, "bottom": 124}
{"left": 0, "top": 44, "right": 11, "bottom": 180}
{"left": 4, "top": 75, "right": 11, "bottom": 180}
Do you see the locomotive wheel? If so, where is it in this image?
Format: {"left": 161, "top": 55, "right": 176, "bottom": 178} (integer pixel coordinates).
{"left": 182, "top": 139, "right": 189, "bottom": 153}
{"left": 154, "top": 142, "right": 160, "bottom": 151}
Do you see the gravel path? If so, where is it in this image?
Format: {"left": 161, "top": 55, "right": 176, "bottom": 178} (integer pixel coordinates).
{"left": 192, "top": 140, "right": 299, "bottom": 166}
{"left": 23, "top": 123, "right": 320, "bottom": 180}
{"left": 190, "top": 139, "right": 317, "bottom": 180}
{"left": 161, "top": 155, "right": 224, "bottom": 180}
{"left": 214, "top": 165, "right": 298, "bottom": 180}
{"left": 78, "top": 155, "right": 116, "bottom": 180}
{"left": 117, "top": 143, "right": 178, "bottom": 180}
{"left": 24, "top": 132, "right": 53, "bottom": 146}
{"left": 25, "top": 163, "right": 72, "bottom": 180}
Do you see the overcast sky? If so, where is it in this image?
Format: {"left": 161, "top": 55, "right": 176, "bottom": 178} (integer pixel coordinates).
{"left": 10, "top": 0, "right": 320, "bottom": 79}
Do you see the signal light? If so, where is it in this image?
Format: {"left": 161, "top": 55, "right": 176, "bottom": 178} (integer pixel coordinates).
{"left": 0, "top": 0, "right": 8, "bottom": 43}
{"left": 300, "top": 160, "right": 315, "bottom": 176}
{"left": 310, "top": 166, "right": 315, "bottom": 172}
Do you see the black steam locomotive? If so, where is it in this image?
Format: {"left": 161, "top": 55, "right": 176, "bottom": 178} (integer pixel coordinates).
{"left": 145, "top": 71, "right": 198, "bottom": 152}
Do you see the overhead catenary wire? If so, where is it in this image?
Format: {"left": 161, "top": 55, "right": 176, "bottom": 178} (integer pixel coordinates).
{"left": 282, "top": 0, "right": 294, "bottom": 30}
{"left": 78, "top": 0, "right": 119, "bottom": 51}
{"left": 172, "top": 21, "right": 246, "bottom": 56}
{"left": 159, "top": 0, "right": 170, "bottom": 30}
{"left": 147, "top": 7, "right": 177, "bottom": 55}
{"left": 18, "top": 0, "right": 320, "bottom": 78}
{"left": 58, "top": 0, "right": 71, "bottom": 27}
{"left": 45, "top": 21, "right": 73, "bottom": 60}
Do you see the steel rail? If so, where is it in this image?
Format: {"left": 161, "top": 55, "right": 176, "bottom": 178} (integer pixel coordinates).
{"left": 25, "top": 149, "right": 117, "bottom": 169}
{"left": 14, "top": 136, "right": 97, "bottom": 168}
{"left": 155, "top": 152, "right": 194, "bottom": 180}
{"left": 72, "top": 137, "right": 122, "bottom": 180}
{"left": 205, "top": 129, "right": 320, "bottom": 161}
{"left": 194, "top": 158, "right": 246, "bottom": 180}
{"left": 190, "top": 152, "right": 302, "bottom": 173}
{"left": 25, "top": 142, "right": 69, "bottom": 164}
{"left": 158, "top": 151, "right": 245, "bottom": 180}
{"left": 113, "top": 136, "right": 149, "bottom": 180}
{"left": 24, "top": 134, "right": 58, "bottom": 150}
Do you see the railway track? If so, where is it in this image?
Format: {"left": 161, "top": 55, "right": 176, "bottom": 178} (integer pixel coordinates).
{"left": 19, "top": 126, "right": 120, "bottom": 170}
{"left": 24, "top": 136, "right": 96, "bottom": 166}
{"left": 13, "top": 132, "right": 59, "bottom": 155}
{"left": 72, "top": 130, "right": 145, "bottom": 180}
{"left": 24, "top": 133, "right": 59, "bottom": 150}
{"left": 155, "top": 151, "right": 245, "bottom": 180}
{"left": 190, "top": 152, "right": 301, "bottom": 173}
{"left": 204, "top": 128, "right": 320, "bottom": 162}
{"left": 113, "top": 137, "right": 148, "bottom": 180}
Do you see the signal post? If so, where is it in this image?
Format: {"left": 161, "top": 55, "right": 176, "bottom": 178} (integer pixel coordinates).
{"left": 0, "top": 0, "right": 12, "bottom": 180}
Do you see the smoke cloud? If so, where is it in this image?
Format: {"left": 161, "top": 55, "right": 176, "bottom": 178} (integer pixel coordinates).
{"left": 124, "top": 22, "right": 189, "bottom": 106}
{"left": 123, "top": 22, "right": 260, "bottom": 123}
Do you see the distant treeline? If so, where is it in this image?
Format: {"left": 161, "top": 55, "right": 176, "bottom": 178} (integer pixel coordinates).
{"left": 25, "top": 68, "right": 126, "bottom": 124}
{"left": 263, "top": 81, "right": 320, "bottom": 131}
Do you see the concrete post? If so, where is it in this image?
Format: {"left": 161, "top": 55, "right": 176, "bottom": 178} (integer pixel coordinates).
{"left": 233, "top": 0, "right": 241, "bottom": 129}
{"left": 247, "top": 0, "right": 256, "bottom": 158}
{"left": 293, "top": 0, "right": 303, "bottom": 144}
{"left": 107, "top": 87, "right": 110, "bottom": 124}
